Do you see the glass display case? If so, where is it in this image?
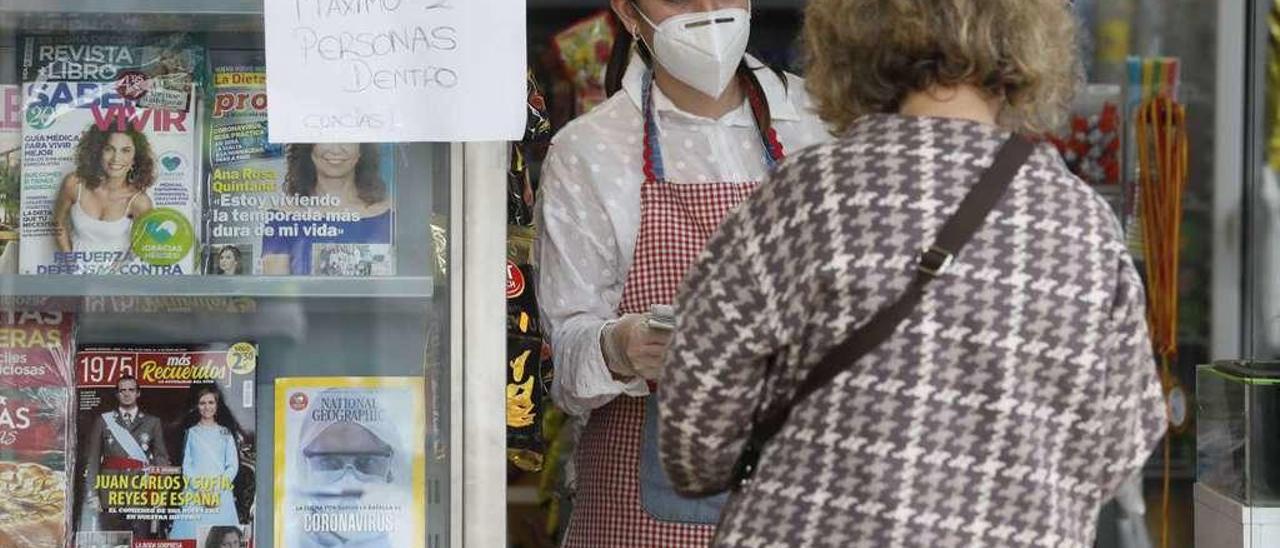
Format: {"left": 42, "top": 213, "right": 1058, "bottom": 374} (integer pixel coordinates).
{"left": 1197, "top": 361, "right": 1280, "bottom": 507}
{"left": 1195, "top": 360, "right": 1280, "bottom": 547}
{"left": 0, "top": 1, "right": 510, "bottom": 547}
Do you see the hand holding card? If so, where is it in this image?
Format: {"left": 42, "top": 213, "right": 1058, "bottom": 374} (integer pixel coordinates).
{"left": 646, "top": 304, "right": 675, "bottom": 332}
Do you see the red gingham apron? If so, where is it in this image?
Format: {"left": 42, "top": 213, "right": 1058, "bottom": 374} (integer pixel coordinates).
{"left": 562, "top": 71, "right": 783, "bottom": 548}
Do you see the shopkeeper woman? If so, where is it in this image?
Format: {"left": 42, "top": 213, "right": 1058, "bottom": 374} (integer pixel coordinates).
{"left": 536, "top": 0, "right": 830, "bottom": 545}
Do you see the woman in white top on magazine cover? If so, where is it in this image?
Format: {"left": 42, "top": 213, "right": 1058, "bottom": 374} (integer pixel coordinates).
{"left": 53, "top": 125, "right": 156, "bottom": 257}
{"left": 535, "top": 0, "right": 830, "bottom": 545}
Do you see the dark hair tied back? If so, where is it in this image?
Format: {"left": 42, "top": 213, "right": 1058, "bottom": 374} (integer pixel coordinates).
{"left": 605, "top": 9, "right": 645, "bottom": 97}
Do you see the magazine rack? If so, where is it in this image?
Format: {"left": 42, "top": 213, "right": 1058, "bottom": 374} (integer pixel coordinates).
{"left": 0, "top": 3, "right": 508, "bottom": 547}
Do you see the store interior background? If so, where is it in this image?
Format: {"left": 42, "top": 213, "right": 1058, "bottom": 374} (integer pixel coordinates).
{"left": 509, "top": 1, "right": 1263, "bottom": 547}
{"left": 0, "top": 0, "right": 1269, "bottom": 546}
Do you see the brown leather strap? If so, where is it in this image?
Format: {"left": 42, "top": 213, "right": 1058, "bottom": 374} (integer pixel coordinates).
{"left": 732, "top": 133, "right": 1036, "bottom": 487}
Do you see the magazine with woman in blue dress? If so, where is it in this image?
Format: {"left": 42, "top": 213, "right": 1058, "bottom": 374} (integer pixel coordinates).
{"left": 169, "top": 385, "right": 245, "bottom": 540}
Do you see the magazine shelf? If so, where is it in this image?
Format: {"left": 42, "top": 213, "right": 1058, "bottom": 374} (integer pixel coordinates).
{"left": 1, "top": 0, "right": 262, "bottom": 16}
{"left": 0, "top": 275, "right": 435, "bottom": 299}
{"left": 526, "top": 0, "right": 805, "bottom": 8}
{"left": 4, "top": 0, "right": 810, "bottom": 15}
{"left": 0, "top": 0, "right": 509, "bottom": 544}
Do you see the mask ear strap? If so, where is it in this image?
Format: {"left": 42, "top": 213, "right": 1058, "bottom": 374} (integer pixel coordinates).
{"left": 604, "top": 8, "right": 646, "bottom": 95}
{"left": 630, "top": 16, "right": 655, "bottom": 60}
{"left": 628, "top": 0, "right": 658, "bottom": 33}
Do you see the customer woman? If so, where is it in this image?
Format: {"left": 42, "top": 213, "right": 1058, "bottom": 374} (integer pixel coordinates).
{"left": 536, "top": 0, "right": 829, "bottom": 545}
{"left": 658, "top": 1, "right": 1168, "bottom": 546}
{"left": 169, "top": 387, "right": 243, "bottom": 540}
{"left": 53, "top": 125, "right": 156, "bottom": 258}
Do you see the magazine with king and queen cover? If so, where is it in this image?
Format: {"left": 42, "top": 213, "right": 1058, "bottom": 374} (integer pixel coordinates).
{"left": 71, "top": 343, "right": 257, "bottom": 548}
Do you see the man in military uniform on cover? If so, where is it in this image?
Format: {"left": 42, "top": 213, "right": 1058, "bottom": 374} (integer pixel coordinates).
{"left": 81, "top": 375, "right": 171, "bottom": 540}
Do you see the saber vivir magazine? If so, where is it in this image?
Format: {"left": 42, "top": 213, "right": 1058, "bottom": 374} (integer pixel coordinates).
{"left": 0, "top": 310, "right": 75, "bottom": 547}
{"left": 205, "top": 49, "right": 396, "bottom": 277}
{"left": 274, "top": 377, "right": 425, "bottom": 548}
{"left": 19, "top": 33, "right": 202, "bottom": 275}
{"left": 71, "top": 343, "right": 258, "bottom": 548}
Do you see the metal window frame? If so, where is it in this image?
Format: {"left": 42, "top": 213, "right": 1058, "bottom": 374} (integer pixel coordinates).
{"left": 1215, "top": 0, "right": 1249, "bottom": 360}
{"left": 453, "top": 142, "right": 509, "bottom": 547}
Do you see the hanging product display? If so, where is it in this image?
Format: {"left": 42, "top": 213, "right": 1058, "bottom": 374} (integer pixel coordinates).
{"left": 506, "top": 76, "right": 553, "bottom": 473}
{"left": 1047, "top": 84, "right": 1124, "bottom": 220}
{"left": 508, "top": 73, "right": 551, "bottom": 228}
{"left": 1134, "top": 64, "right": 1188, "bottom": 548}
{"left": 506, "top": 227, "right": 551, "bottom": 473}
{"left": 1048, "top": 84, "right": 1123, "bottom": 188}
{"left": 1125, "top": 56, "right": 1182, "bottom": 258}
{"left": 537, "top": 406, "right": 570, "bottom": 540}
{"left": 551, "top": 12, "right": 616, "bottom": 118}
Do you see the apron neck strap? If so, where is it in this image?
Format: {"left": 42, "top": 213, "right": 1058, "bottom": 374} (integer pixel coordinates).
{"left": 740, "top": 68, "right": 786, "bottom": 170}
{"left": 641, "top": 70, "right": 666, "bottom": 182}
{"left": 641, "top": 67, "right": 786, "bottom": 183}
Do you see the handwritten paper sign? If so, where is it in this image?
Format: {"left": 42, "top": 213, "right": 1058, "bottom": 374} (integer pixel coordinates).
{"left": 265, "top": 0, "right": 526, "bottom": 143}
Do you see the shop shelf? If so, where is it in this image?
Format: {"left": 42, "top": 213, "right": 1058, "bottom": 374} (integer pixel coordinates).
{"left": 2, "top": 0, "right": 806, "bottom": 14}
{"left": 0, "top": 0, "right": 261, "bottom": 15}
{"left": 528, "top": 0, "right": 803, "bottom": 8}
{"left": 0, "top": 274, "right": 434, "bottom": 299}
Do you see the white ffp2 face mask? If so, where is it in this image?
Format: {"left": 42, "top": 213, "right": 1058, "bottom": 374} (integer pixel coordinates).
{"left": 634, "top": 5, "right": 751, "bottom": 98}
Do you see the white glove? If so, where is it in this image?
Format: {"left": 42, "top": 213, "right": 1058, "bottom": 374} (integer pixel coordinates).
{"left": 601, "top": 313, "right": 672, "bottom": 381}
{"left": 1114, "top": 472, "right": 1151, "bottom": 548}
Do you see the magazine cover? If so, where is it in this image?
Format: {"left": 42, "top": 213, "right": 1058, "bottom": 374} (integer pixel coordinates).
{"left": 274, "top": 377, "right": 425, "bottom": 548}
{"left": 19, "top": 33, "right": 202, "bottom": 275}
{"left": 1, "top": 84, "right": 20, "bottom": 272}
{"left": 205, "top": 49, "right": 396, "bottom": 276}
{"left": 72, "top": 343, "right": 257, "bottom": 548}
{"left": 0, "top": 310, "right": 75, "bottom": 547}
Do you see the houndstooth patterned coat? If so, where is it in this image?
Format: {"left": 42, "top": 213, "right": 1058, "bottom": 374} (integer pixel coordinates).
{"left": 658, "top": 114, "right": 1167, "bottom": 547}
